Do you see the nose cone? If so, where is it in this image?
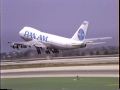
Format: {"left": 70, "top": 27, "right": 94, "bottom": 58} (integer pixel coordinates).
{"left": 19, "top": 29, "right": 24, "bottom": 36}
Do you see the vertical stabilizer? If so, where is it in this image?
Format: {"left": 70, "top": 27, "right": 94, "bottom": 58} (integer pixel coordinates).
{"left": 71, "top": 21, "right": 89, "bottom": 41}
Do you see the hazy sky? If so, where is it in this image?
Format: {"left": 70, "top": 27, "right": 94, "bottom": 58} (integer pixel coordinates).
{"left": 1, "top": 0, "right": 118, "bottom": 52}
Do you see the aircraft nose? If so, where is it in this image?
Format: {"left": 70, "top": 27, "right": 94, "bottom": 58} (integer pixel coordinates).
{"left": 19, "top": 29, "right": 24, "bottom": 36}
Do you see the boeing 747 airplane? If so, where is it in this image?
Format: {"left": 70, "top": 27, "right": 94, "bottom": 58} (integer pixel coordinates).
{"left": 8, "top": 21, "right": 112, "bottom": 54}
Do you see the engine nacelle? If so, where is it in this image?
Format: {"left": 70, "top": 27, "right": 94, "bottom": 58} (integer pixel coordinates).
{"left": 10, "top": 44, "right": 17, "bottom": 48}
{"left": 9, "top": 42, "right": 27, "bottom": 49}
{"left": 80, "top": 43, "right": 86, "bottom": 48}
{"left": 20, "top": 45, "right": 27, "bottom": 48}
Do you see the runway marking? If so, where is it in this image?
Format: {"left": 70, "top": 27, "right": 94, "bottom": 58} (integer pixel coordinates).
{"left": 106, "top": 83, "right": 119, "bottom": 86}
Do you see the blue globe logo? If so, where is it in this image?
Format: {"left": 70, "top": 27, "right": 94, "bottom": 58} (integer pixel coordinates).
{"left": 78, "top": 29, "right": 85, "bottom": 40}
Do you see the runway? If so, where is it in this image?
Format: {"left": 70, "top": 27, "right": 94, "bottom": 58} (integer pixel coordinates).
{"left": 1, "top": 57, "right": 119, "bottom": 66}
{"left": 1, "top": 65, "right": 119, "bottom": 78}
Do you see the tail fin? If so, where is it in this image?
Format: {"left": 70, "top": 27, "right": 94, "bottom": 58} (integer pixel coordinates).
{"left": 71, "top": 21, "right": 89, "bottom": 41}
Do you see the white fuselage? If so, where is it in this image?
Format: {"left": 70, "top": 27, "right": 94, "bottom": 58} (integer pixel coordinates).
{"left": 19, "top": 27, "right": 83, "bottom": 50}
{"left": 9, "top": 21, "right": 111, "bottom": 53}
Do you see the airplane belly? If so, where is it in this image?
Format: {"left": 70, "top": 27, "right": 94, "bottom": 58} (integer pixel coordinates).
{"left": 49, "top": 37, "right": 76, "bottom": 50}
{"left": 50, "top": 43, "right": 74, "bottom": 50}
{"left": 51, "top": 45, "right": 68, "bottom": 50}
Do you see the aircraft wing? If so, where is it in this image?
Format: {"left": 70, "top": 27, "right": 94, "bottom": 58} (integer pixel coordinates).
{"left": 8, "top": 39, "right": 47, "bottom": 48}
{"left": 84, "top": 37, "right": 112, "bottom": 43}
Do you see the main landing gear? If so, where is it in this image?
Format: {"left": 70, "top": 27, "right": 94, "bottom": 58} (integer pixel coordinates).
{"left": 35, "top": 47, "right": 42, "bottom": 54}
{"left": 35, "top": 47, "right": 59, "bottom": 54}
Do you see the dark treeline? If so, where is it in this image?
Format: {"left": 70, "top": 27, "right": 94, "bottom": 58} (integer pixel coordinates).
{"left": 0, "top": 46, "right": 119, "bottom": 60}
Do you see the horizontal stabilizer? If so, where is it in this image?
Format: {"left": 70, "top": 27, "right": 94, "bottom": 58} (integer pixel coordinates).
{"left": 85, "top": 37, "right": 112, "bottom": 42}
{"left": 87, "top": 42, "right": 106, "bottom": 45}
